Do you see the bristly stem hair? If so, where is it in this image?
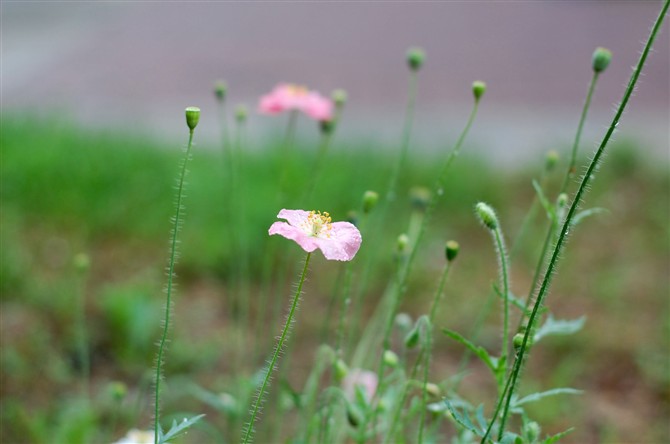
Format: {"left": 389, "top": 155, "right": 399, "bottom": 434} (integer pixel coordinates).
{"left": 482, "top": 2, "right": 669, "bottom": 441}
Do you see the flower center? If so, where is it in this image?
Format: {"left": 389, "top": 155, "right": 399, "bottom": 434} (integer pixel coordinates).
{"left": 302, "top": 210, "right": 332, "bottom": 238}
{"left": 287, "top": 84, "right": 309, "bottom": 96}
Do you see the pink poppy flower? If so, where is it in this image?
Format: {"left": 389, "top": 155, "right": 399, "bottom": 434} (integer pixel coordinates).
{"left": 268, "top": 209, "right": 362, "bottom": 261}
{"left": 342, "top": 369, "right": 378, "bottom": 402}
{"left": 259, "top": 84, "right": 334, "bottom": 121}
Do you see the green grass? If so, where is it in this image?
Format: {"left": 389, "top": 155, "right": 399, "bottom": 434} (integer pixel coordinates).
{"left": 1, "top": 115, "right": 668, "bottom": 443}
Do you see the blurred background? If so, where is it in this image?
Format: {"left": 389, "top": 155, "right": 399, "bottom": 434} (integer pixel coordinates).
{"left": 2, "top": 2, "right": 669, "bottom": 443}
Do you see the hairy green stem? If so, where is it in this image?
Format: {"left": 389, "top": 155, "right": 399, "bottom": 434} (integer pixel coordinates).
{"left": 493, "top": 226, "right": 510, "bottom": 373}
{"left": 243, "top": 252, "right": 312, "bottom": 444}
{"left": 483, "top": 3, "right": 669, "bottom": 441}
{"left": 154, "top": 128, "right": 195, "bottom": 444}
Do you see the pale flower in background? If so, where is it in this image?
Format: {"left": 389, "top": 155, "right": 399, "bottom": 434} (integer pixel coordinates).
{"left": 269, "top": 209, "right": 362, "bottom": 261}
{"left": 259, "top": 83, "right": 333, "bottom": 121}
{"left": 342, "top": 369, "right": 378, "bottom": 402}
{"left": 111, "top": 429, "right": 154, "bottom": 444}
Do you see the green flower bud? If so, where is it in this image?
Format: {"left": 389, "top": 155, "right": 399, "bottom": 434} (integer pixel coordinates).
{"left": 592, "top": 47, "right": 612, "bottom": 73}
{"left": 362, "top": 190, "right": 379, "bottom": 214}
{"left": 185, "top": 106, "right": 201, "bottom": 131}
{"left": 320, "top": 118, "right": 336, "bottom": 135}
{"left": 472, "top": 81, "right": 487, "bottom": 101}
{"left": 397, "top": 233, "right": 410, "bottom": 253}
{"left": 410, "top": 187, "right": 431, "bottom": 212}
{"left": 214, "top": 80, "right": 227, "bottom": 102}
{"left": 108, "top": 381, "right": 127, "bottom": 402}
{"left": 513, "top": 333, "right": 525, "bottom": 353}
{"left": 235, "top": 104, "right": 248, "bottom": 123}
{"left": 445, "top": 240, "right": 459, "bottom": 262}
{"left": 335, "top": 359, "right": 349, "bottom": 381}
{"left": 404, "top": 325, "right": 420, "bottom": 349}
{"left": 383, "top": 350, "right": 399, "bottom": 367}
{"left": 332, "top": 89, "right": 348, "bottom": 108}
{"left": 545, "top": 150, "right": 559, "bottom": 172}
{"left": 407, "top": 47, "right": 426, "bottom": 71}
{"left": 395, "top": 313, "right": 413, "bottom": 331}
{"left": 557, "top": 193, "right": 568, "bottom": 208}
{"left": 475, "top": 202, "right": 498, "bottom": 230}
{"left": 523, "top": 421, "right": 541, "bottom": 443}
{"left": 73, "top": 252, "right": 90, "bottom": 272}
{"left": 346, "top": 404, "right": 364, "bottom": 428}
{"left": 425, "top": 382, "right": 441, "bottom": 398}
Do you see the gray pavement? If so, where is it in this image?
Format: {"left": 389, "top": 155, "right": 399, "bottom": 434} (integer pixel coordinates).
{"left": 2, "top": 1, "right": 668, "bottom": 166}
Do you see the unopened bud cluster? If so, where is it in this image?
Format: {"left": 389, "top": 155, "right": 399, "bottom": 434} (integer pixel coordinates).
{"left": 475, "top": 202, "right": 499, "bottom": 230}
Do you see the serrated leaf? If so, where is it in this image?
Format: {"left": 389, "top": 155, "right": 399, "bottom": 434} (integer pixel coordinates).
{"left": 514, "top": 388, "right": 582, "bottom": 408}
{"left": 158, "top": 414, "right": 205, "bottom": 444}
{"left": 443, "top": 399, "right": 483, "bottom": 437}
{"left": 442, "top": 329, "right": 498, "bottom": 374}
{"left": 534, "top": 315, "right": 586, "bottom": 342}
{"left": 543, "top": 427, "right": 575, "bottom": 444}
{"left": 571, "top": 207, "right": 608, "bottom": 227}
{"left": 532, "top": 180, "right": 555, "bottom": 221}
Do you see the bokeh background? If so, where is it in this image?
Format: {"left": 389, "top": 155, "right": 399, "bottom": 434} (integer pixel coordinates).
{"left": 2, "top": 2, "right": 669, "bottom": 443}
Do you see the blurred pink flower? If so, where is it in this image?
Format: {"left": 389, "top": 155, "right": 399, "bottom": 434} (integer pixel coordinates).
{"left": 269, "top": 209, "right": 361, "bottom": 261}
{"left": 259, "top": 84, "right": 333, "bottom": 121}
{"left": 343, "top": 369, "right": 378, "bottom": 402}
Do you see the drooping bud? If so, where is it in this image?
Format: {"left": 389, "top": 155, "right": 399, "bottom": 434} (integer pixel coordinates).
{"left": 445, "top": 240, "right": 459, "bottom": 262}
{"left": 214, "top": 80, "right": 227, "bottom": 102}
{"left": 472, "top": 81, "right": 487, "bottom": 101}
{"left": 545, "top": 150, "right": 559, "bottom": 172}
{"left": 410, "top": 187, "right": 431, "bottom": 212}
{"left": 235, "top": 104, "right": 248, "bottom": 123}
{"left": 425, "top": 382, "right": 441, "bottom": 398}
{"left": 395, "top": 313, "right": 413, "bottom": 332}
{"left": 332, "top": 89, "right": 348, "bottom": 108}
{"left": 406, "top": 47, "right": 426, "bottom": 71}
{"left": 592, "top": 47, "right": 612, "bottom": 73}
{"left": 475, "top": 202, "right": 499, "bottom": 230}
{"left": 383, "top": 350, "right": 399, "bottom": 367}
{"left": 185, "top": 107, "right": 201, "bottom": 131}
{"left": 334, "top": 359, "right": 349, "bottom": 381}
{"left": 397, "top": 233, "right": 410, "bottom": 253}
{"left": 362, "top": 190, "right": 379, "bottom": 214}
{"left": 404, "top": 324, "right": 420, "bottom": 349}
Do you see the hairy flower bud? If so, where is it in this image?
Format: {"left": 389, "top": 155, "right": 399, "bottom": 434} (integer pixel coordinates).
{"left": 592, "top": 47, "right": 612, "bottom": 73}
{"left": 472, "top": 81, "right": 487, "bottom": 101}
{"left": 445, "top": 240, "right": 459, "bottom": 262}
{"left": 475, "top": 202, "right": 499, "bottom": 230}
{"left": 397, "top": 233, "right": 410, "bottom": 253}
{"left": 362, "top": 190, "right": 379, "bottom": 214}
{"left": 185, "top": 107, "right": 201, "bottom": 131}
{"left": 545, "top": 150, "right": 559, "bottom": 172}
{"left": 235, "top": 104, "right": 248, "bottom": 123}
{"left": 383, "top": 350, "right": 399, "bottom": 367}
{"left": 214, "top": 80, "right": 227, "bottom": 102}
{"left": 335, "top": 359, "right": 349, "bottom": 381}
{"left": 407, "top": 47, "right": 426, "bottom": 71}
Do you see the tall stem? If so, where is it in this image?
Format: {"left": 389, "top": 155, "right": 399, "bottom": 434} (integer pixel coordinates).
{"left": 243, "top": 252, "right": 312, "bottom": 444}
{"left": 483, "top": 3, "right": 669, "bottom": 441}
{"left": 154, "top": 128, "right": 195, "bottom": 443}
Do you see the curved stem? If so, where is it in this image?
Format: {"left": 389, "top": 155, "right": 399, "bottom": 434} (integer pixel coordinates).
{"left": 154, "top": 128, "right": 195, "bottom": 443}
{"left": 493, "top": 227, "right": 510, "bottom": 374}
{"left": 484, "top": 3, "right": 669, "bottom": 441}
{"left": 242, "top": 252, "right": 312, "bottom": 444}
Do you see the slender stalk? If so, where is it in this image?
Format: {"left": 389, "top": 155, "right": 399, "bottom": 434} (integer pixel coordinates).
{"left": 483, "top": 3, "right": 669, "bottom": 441}
{"left": 417, "top": 322, "right": 432, "bottom": 444}
{"left": 429, "top": 263, "right": 451, "bottom": 324}
{"left": 386, "top": 70, "right": 418, "bottom": 203}
{"left": 242, "top": 252, "right": 312, "bottom": 444}
{"left": 154, "top": 127, "right": 195, "bottom": 443}
{"left": 493, "top": 227, "right": 510, "bottom": 374}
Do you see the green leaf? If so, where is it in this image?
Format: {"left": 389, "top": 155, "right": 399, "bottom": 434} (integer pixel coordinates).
{"left": 532, "top": 180, "right": 555, "bottom": 221}
{"left": 533, "top": 315, "right": 586, "bottom": 342}
{"left": 443, "top": 399, "right": 483, "bottom": 437}
{"left": 158, "top": 414, "right": 205, "bottom": 444}
{"left": 442, "top": 329, "right": 498, "bottom": 374}
{"left": 571, "top": 207, "right": 608, "bottom": 227}
{"left": 514, "top": 388, "right": 582, "bottom": 408}
{"left": 542, "top": 427, "right": 575, "bottom": 444}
